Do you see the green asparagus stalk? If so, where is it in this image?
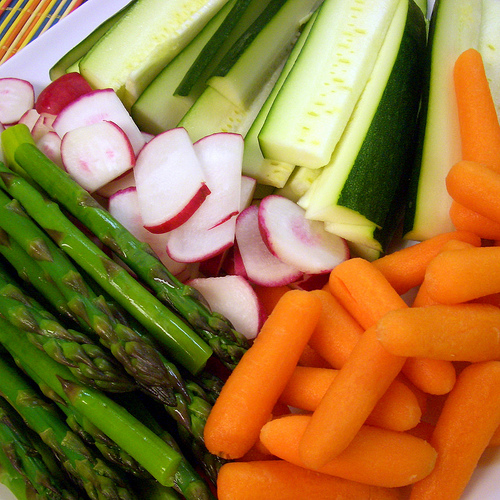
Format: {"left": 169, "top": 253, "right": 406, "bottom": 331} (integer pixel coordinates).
{"left": 0, "top": 151, "right": 212, "bottom": 375}
{"left": 5, "top": 127, "right": 249, "bottom": 369}
{"left": 0, "top": 320, "right": 183, "bottom": 487}
{"left": 0, "top": 193, "right": 190, "bottom": 407}
{"left": 0, "top": 267, "right": 136, "bottom": 393}
{"left": 0, "top": 397, "right": 81, "bottom": 500}
{"left": 0, "top": 353, "right": 138, "bottom": 500}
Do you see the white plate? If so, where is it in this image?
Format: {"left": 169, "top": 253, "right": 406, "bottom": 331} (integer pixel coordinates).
{"left": 0, "top": 1, "right": 499, "bottom": 499}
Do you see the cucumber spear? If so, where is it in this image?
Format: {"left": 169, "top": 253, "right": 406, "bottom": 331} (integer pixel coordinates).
{"left": 4, "top": 126, "right": 249, "bottom": 370}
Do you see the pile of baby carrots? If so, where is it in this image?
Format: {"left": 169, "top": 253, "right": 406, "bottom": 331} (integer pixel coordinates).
{"left": 203, "top": 47, "right": 500, "bottom": 500}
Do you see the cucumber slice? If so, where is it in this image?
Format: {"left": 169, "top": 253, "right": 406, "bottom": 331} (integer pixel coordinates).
{"left": 403, "top": 0, "right": 486, "bottom": 241}
{"left": 79, "top": 0, "right": 230, "bottom": 109}
{"left": 258, "top": 0, "right": 402, "bottom": 169}
{"left": 275, "top": 166, "right": 321, "bottom": 202}
{"left": 49, "top": 1, "right": 137, "bottom": 81}
{"left": 299, "top": 0, "right": 426, "bottom": 251}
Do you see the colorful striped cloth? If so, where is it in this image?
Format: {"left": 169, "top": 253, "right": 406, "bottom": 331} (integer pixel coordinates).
{"left": 0, "top": 0, "right": 87, "bottom": 64}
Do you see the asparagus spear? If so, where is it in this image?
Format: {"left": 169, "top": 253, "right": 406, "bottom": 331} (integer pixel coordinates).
{"left": 0, "top": 353, "right": 137, "bottom": 500}
{"left": 0, "top": 397, "right": 81, "bottom": 500}
{"left": 5, "top": 128, "right": 250, "bottom": 369}
{"left": 0, "top": 150, "right": 212, "bottom": 375}
{"left": 0, "top": 320, "right": 182, "bottom": 487}
{"left": 0, "top": 266, "right": 136, "bottom": 393}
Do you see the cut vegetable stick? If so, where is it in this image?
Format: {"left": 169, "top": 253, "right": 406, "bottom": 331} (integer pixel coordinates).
{"left": 307, "top": 289, "right": 364, "bottom": 368}
{"left": 409, "top": 361, "right": 500, "bottom": 500}
{"left": 372, "top": 231, "right": 481, "bottom": 295}
{"left": 425, "top": 245, "right": 500, "bottom": 304}
{"left": 377, "top": 303, "right": 500, "bottom": 362}
{"left": 446, "top": 160, "right": 500, "bottom": 226}
{"left": 489, "top": 424, "right": 500, "bottom": 448}
{"left": 298, "top": 326, "right": 407, "bottom": 469}
{"left": 279, "top": 366, "right": 421, "bottom": 431}
{"left": 204, "top": 289, "right": 322, "bottom": 459}
{"left": 297, "top": 344, "right": 330, "bottom": 369}
{"left": 402, "top": 357, "right": 456, "bottom": 396}
{"left": 261, "top": 414, "right": 437, "bottom": 488}
{"left": 253, "top": 284, "right": 291, "bottom": 316}
{"left": 453, "top": 48, "right": 500, "bottom": 172}
{"left": 329, "top": 257, "right": 408, "bottom": 329}
{"left": 216, "top": 460, "right": 400, "bottom": 500}
{"left": 449, "top": 200, "right": 500, "bottom": 240}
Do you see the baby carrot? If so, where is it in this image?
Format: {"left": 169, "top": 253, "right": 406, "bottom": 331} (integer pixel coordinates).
{"left": 376, "top": 303, "right": 500, "bottom": 362}
{"left": 425, "top": 245, "right": 500, "bottom": 304}
{"left": 453, "top": 48, "right": 500, "bottom": 172}
{"left": 217, "top": 460, "right": 400, "bottom": 500}
{"left": 449, "top": 200, "right": 500, "bottom": 240}
{"left": 297, "top": 344, "right": 330, "bottom": 368}
{"left": 402, "top": 357, "right": 456, "bottom": 396}
{"left": 307, "top": 289, "right": 364, "bottom": 368}
{"left": 446, "top": 160, "right": 500, "bottom": 226}
{"left": 298, "top": 325, "right": 407, "bottom": 469}
{"left": 371, "top": 231, "right": 481, "bottom": 295}
{"left": 410, "top": 361, "right": 500, "bottom": 500}
{"left": 252, "top": 284, "right": 291, "bottom": 315}
{"left": 279, "top": 366, "right": 422, "bottom": 431}
{"left": 261, "top": 414, "right": 437, "bottom": 488}
{"left": 203, "top": 289, "right": 322, "bottom": 459}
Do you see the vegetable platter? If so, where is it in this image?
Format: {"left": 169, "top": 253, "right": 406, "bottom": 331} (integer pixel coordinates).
{"left": 1, "top": 0, "right": 500, "bottom": 499}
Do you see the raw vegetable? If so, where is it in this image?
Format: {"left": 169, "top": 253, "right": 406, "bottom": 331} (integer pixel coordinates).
{"left": 203, "top": 289, "right": 322, "bottom": 459}
{"left": 0, "top": 79, "right": 35, "bottom": 125}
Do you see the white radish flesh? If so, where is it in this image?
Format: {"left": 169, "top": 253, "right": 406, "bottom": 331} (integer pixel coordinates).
{"left": 36, "top": 131, "right": 63, "bottom": 168}
{"left": 239, "top": 175, "right": 257, "bottom": 212}
{"left": 134, "top": 127, "right": 210, "bottom": 233}
{"left": 61, "top": 120, "right": 136, "bottom": 193}
{"left": 258, "top": 194, "right": 350, "bottom": 274}
{"left": 0, "top": 78, "right": 35, "bottom": 125}
{"left": 235, "top": 204, "right": 302, "bottom": 287}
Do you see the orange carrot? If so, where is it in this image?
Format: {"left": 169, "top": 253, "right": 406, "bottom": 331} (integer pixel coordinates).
{"left": 425, "top": 245, "right": 500, "bottom": 304}
{"left": 261, "top": 414, "right": 437, "bottom": 488}
{"left": 307, "top": 289, "right": 364, "bottom": 368}
{"left": 402, "top": 357, "right": 456, "bottom": 396}
{"left": 449, "top": 200, "right": 500, "bottom": 240}
{"left": 203, "top": 289, "right": 322, "bottom": 459}
{"left": 297, "top": 344, "right": 331, "bottom": 368}
{"left": 406, "top": 421, "right": 435, "bottom": 443}
{"left": 216, "top": 460, "right": 400, "bottom": 500}
{"left": 489, "top": 424, "right": 500, "bottom": 447}
{"left": 371, "top": 231, "right": 481, "bottom": 295}
{"left": 446, "top": 160, "right": 500, "bottom": 226}
{"left": 279, "top": 366, "right": 422, "bottom": 431}
{"left": 376, "top": 303, "right": 500, "bottom": 362}
{"left": 410, "top": 361, "right": 500, "bottom": 500}
{"left": 253, "top": 284, "right": 291, "bottom": 315}
{"left": 453, "top": 48, "right": 500, "bottom": 172}
{"left": 298, "top": 325, "right": 407, "bottom": 469}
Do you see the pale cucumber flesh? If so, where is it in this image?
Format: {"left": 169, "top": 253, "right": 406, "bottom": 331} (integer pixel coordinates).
{"left": 258, "top": 0, "right": 401, "bottom": 168}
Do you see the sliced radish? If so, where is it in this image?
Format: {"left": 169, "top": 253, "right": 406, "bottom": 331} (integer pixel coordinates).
{"left": 18, "top": 108, "right": 40, "bottom": 130}
{"left": 31, "top": 113, "right": 56, "bottom": 142}
{"left": 188, "top": 275, "right": 266, "bottom": 339}
{"left": 36, "top": 131, "right": 63, "bottom": 168}
{"left": 290, "top": 273, "right": 330, "bottom": 291}
{"left": 235, "top": 205, "right": 302, "bottom": 287}
{"left": 240, "top": 175, "right": 257, "bottom": 212}
{"left": 258, "top": 195, "right": 350, "bottom": 275}
{"left": 134, "top": 127, "right": 210, "bottom": 234}
{"left": 0, "top": 78, "right": 35, "bottom": 125}
{"left": 61, "top": 120, "right": 135, "bottom": 193}
{"left": 35, "top": 72, "right": 93, "bottom": 115}
{"left": 52, "top": 88, "right": 145, "bottom": 154}
{"left": 108, "top": 187, "right": 187, "bottom": 277}
{"left": 97, "top": 169, "right": 136, "bottom": 199}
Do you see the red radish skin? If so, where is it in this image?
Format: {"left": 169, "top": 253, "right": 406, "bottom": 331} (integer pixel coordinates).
{"left": 235, "top": 205, "right": 303, "bottom": 287}
{"left": 0, "top": 78, "right": 35, "bottom": 125}
{"left": 35, "top": 72, "right": 93, "bottom": 115}
{"left": 97, "top": 169, "right": 136, "bottom": 199}
{"left": 258, "top": 195, "right": 349, "bottom": 275}
{"left": 18, "top": 108, "right": 40, "bottom": 130}
{"left": 60, "top": 120, "right": 136, "bottom": 193}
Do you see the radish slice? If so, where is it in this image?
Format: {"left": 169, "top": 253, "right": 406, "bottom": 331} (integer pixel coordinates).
{"left": 18, "top": 108, "right": 40, "bottom": 130}
{"left": 52, "top": 88, "right": 145, "bottom": 154}
{"left": 31, "top": 113, "right": 56, "bottom": 142}
{"left": 258, "top": 195, "right": 350, "bottom": 274}
{"left": 36, "top": 131, "right": 63, "bottom": 168}
{"left": 60, "top": 120, "right": 135, "bottom": 193}
{"left": 97, "top": 169, "right": 136, "bottom": 199}
{"left": 108, "top": 187, "right": 187, "bottom": 276}
{"left": 134, "top": 127, "right": 210, "bottom": 234}
{"left": 240, "top": 175, "right": 257, "bottom": 212}
{"left": 35, "top": 72, "right": 93, "bottom": 115}
{"left": 0, "top": 78, "right": 35, "bottom": 125}
{"left": 235, "top": 205, "right": 302, "bottom": 287}
{"left": 188, "top": 275, "right": 266, "bottom": 339}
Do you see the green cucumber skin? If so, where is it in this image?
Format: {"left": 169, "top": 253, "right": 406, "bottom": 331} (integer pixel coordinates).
{"left": 337, "top": 0, "right": 426, "bottom": 229}
{"left": 49, "top": 1, "right": 137, "bottom": 81}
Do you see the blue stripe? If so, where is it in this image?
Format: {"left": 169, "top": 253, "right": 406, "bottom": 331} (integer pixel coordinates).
{"left": 0, "top": 0, "right": 31, "bottom": 39}
{"left": 31, "top": 0, "right": 69, "bottom": 39}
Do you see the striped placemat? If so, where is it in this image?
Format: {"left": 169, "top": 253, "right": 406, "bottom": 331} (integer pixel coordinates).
{"left": 0, "top": 0, "right": 87, "bottom": 64}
